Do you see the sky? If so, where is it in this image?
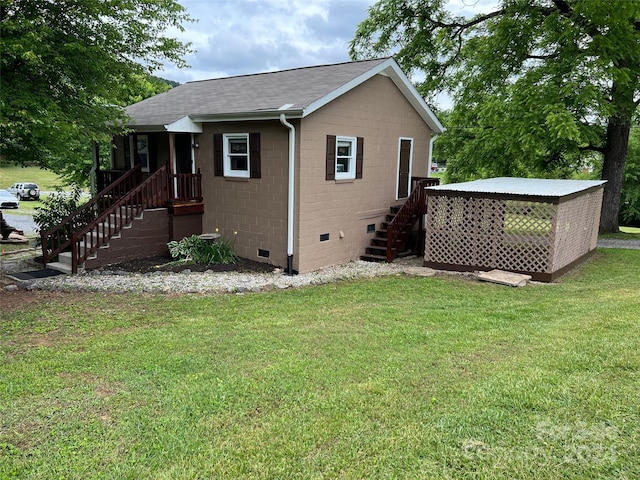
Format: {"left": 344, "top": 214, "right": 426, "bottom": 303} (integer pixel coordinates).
{"left": 159, "top": 0, "right": 499, "bottom": 100}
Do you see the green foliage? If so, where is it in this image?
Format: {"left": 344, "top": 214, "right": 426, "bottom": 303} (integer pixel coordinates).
{"left": 620, "top": 127, "right": 640, "bottom": 226}
{"left": 0, "top": 1, "right": 192, "bottom": 184}
{"left": 351, "top": 0, "right": 640, "bottom": 231}
{"left": 168, "top": 234, "right": 238, "bottom": 265}
{"left": 32, "top": 186, "right": 85, "bottom": 244}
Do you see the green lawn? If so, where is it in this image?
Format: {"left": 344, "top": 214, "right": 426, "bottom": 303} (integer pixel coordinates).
{"left": 1, "top": 164, "right": 67, "bottom": 218}
{"left": 1, "top": 249, "right": 639, "bottom": 479}
{"left": 600, "top": 225, "right": 640, "bottom": 240}
{"left": 0, "top": 164, "right": 67, "bottom": 191}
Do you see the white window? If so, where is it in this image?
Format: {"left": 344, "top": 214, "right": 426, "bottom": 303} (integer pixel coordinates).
{"left": 335, "top": 136, "right": 356, "bottom": 180}
{"left": 223, "top": 133, "right": 250, "bottom": 178}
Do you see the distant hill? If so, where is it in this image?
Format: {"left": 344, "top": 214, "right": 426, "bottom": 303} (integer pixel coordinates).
{"left": 153, "top": 76, "right": 181, "bottom": 88}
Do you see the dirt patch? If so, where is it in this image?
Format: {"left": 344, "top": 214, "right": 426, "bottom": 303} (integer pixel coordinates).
{"left": 1, "top": 290, "right": 88, "bottom": 316}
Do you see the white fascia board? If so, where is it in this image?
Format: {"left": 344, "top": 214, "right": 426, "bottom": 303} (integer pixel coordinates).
{"left": 302, "top": 58, "right": 445, "bottom": 135}
{"left": 164, "top": 116, "right": 203, "bottom": 133}
{"left": 125, "top": 124, "right": 167, "bottom": 133}
{"left": 191, "top": 109, "right": 304, "bottom": 123}
{"left": 386, "top": 65, "right": 445, "bottom": 134}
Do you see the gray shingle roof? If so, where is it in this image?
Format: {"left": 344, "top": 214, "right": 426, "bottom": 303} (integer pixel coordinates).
{"left": 125, "top": 58, "right": 444, "bottom": 134}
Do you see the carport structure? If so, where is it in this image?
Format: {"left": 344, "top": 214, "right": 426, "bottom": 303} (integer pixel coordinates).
{"left": 424, "top": 177, "right": 607, "bottom": 282}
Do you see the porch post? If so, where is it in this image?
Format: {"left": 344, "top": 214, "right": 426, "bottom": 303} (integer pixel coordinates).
{"left": 132, "top": 133, "right": 140, "bottom": 168}
{"left": 90, "top": 141, "right": 99, "bottom": 195}
{"left": 168, "top": 132, "right": 176, "bottom": 201}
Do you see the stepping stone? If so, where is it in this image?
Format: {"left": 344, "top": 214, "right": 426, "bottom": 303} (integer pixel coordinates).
{"left": 477, "top": 269, "right": 531, "bottom": 287}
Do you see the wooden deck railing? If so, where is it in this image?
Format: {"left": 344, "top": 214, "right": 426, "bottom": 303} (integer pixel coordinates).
{"left": 70, "top": 167, "right": 170, "bottom": 273}
{"left": 386, "top": 177, "right": 440, "bottom": 262}
{"left": 170, "top": 170, "right": 203, "bottom": 202}
{"left": 97, "top": 169, "right": 135, "bottom": 192}
{"left": 40, "top": 165, "right": 143, "bottom": 265}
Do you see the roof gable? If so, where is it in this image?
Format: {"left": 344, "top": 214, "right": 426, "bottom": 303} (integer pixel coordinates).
{"left": 126, "top": 58, "right": 444, "bottom": 134}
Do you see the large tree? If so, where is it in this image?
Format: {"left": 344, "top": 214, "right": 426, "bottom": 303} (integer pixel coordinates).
{"left": 1, "top": 0, "right": 192, "bottom": 182}
{"left": 351, "top": 0, "right": 640, "bottom": 232}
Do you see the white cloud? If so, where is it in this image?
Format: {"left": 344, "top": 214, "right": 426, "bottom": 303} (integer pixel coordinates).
{"left": 158, "top": 0, "right": 500, "bottom": 89}
{"left": 159, "top": 0, "right": 376, "bottom": 83}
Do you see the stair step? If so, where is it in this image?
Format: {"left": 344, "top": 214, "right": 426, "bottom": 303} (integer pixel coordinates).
{"left": 360, "top": 254, "right": 388, "bottom": 263}
{"left": 46, "top": 261, "right": 84, "bottom": 275}
{"left": 366, "top": 246, "right": 390, "bottom": 256}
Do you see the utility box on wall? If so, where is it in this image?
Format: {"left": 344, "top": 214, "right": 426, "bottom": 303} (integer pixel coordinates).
{"left": 424, "top": 178, "right": 607, "bottom": 282}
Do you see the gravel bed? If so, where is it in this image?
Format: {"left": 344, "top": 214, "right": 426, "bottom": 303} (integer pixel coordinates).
{"left": 4, "top": 238, "right": 639, "bottom": 294}
{"left": 19, "top": 259, "right": 425, "bottom": 294}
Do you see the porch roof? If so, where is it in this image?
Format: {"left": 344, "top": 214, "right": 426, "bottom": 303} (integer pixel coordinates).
{"left": 125, "top": 57, "right": 444, "bottom": 134}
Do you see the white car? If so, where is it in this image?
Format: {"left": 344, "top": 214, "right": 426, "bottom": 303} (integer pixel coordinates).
{"left": 0, "top": 189, "right": 20, "bottom": 208}
{"left": 8, "top": 182, "right": 40, "bottom": 200}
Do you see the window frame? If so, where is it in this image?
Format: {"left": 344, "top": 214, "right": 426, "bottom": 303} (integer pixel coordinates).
{"left": 222, "top": 133, "right": 250, "bottom": 178}
{"left": 335, "top": 136, "right": 357, "bottom": 180}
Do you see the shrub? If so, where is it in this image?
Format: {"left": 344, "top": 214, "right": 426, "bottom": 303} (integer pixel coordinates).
{"left": 168, "top": 234, "right": 237, "bottom": 265}
{"left": 33, "top": 186, "right": 85, "bottom": 246}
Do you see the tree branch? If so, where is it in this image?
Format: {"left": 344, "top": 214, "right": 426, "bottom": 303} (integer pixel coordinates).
{"left": 423, "top": 9, "right": 506, "bottom": 30}
{"left": 526, "top": 53, "right": 560, "bottom": 60}
{"left": 580, "top": 145, "right": 605, "bottom": 154}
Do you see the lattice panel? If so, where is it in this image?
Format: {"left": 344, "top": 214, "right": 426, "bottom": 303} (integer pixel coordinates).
{"left": 426, "top": 196, "right": 557, "bottom": 274}
{"left": 552, "top": 189, "right": 603, "bottom": 271}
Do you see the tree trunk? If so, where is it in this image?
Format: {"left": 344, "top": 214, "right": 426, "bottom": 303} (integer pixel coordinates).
{"left": 599, "top": 116, "right": 630, "bottom": 233}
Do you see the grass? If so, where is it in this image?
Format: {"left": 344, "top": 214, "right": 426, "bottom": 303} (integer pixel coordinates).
{"left": 600, "top": 225, "right": 640, "bottom": 240}
{"left": 1, "top": 249, "right": 639, "bottom": 478}
{"left": 0, "top": 164, "right": 67, "bottom": 191}
{"left": 1, "top": 164, "right": 73, "bottom": 218}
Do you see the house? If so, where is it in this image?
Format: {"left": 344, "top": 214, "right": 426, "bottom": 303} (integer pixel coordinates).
{"left": 41, "top": 57, "right": 444, "bottom": 274}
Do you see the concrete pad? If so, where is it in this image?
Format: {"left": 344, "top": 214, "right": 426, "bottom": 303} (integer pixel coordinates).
{"left": 477, "top": 269, "right": 531, "bottom": 287}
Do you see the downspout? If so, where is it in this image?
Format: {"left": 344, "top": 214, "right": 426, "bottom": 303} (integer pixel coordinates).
{"left": 280, "top": 114, "right": 296, "bottom": 275}
{"left": 428, "top": 133, "right": 439, "bottom": 177}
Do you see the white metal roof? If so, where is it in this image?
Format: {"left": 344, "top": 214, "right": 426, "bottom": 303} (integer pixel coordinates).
{"left": 427, "top": 177, "right": 607, "bottom": 198}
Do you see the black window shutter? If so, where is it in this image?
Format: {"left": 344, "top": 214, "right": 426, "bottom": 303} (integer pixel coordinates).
{"left": 213, "top": 133, "right": 223, "bottom": 176}
{"left": 356, "top": 137, "right": 364, "bottom": 179}
{"left": 326, "top": 135, "right": 336, "bottom": 181}
{"left": 249, "top": 133, "right": 261, "bottom": 178}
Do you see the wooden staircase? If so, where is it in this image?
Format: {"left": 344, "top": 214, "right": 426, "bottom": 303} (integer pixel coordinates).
{"left": 46, "top": 207, "right": 141, "bottom": 274}
{"left": 361, "top": 205, "right": 411, "bottom": 262}
{"left": 41, "top": 166, "right": 203, "bottom": 274}
{"left": 361, "top": 177, "right": 440, "bottom": 263}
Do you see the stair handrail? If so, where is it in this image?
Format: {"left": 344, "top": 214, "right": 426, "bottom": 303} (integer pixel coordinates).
{"left": 386, "top": 177, "right": 440, "bottom": 262}
{"left": 40, "top": 165, "right": 143, "bottom": 265}
{"left": 69, "top": 166, "right": 170, "bottom": 273}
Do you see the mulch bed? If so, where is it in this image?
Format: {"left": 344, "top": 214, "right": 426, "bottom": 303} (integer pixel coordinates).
{"left": 96, "top": 255, "right": 277, "bottom": 274}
